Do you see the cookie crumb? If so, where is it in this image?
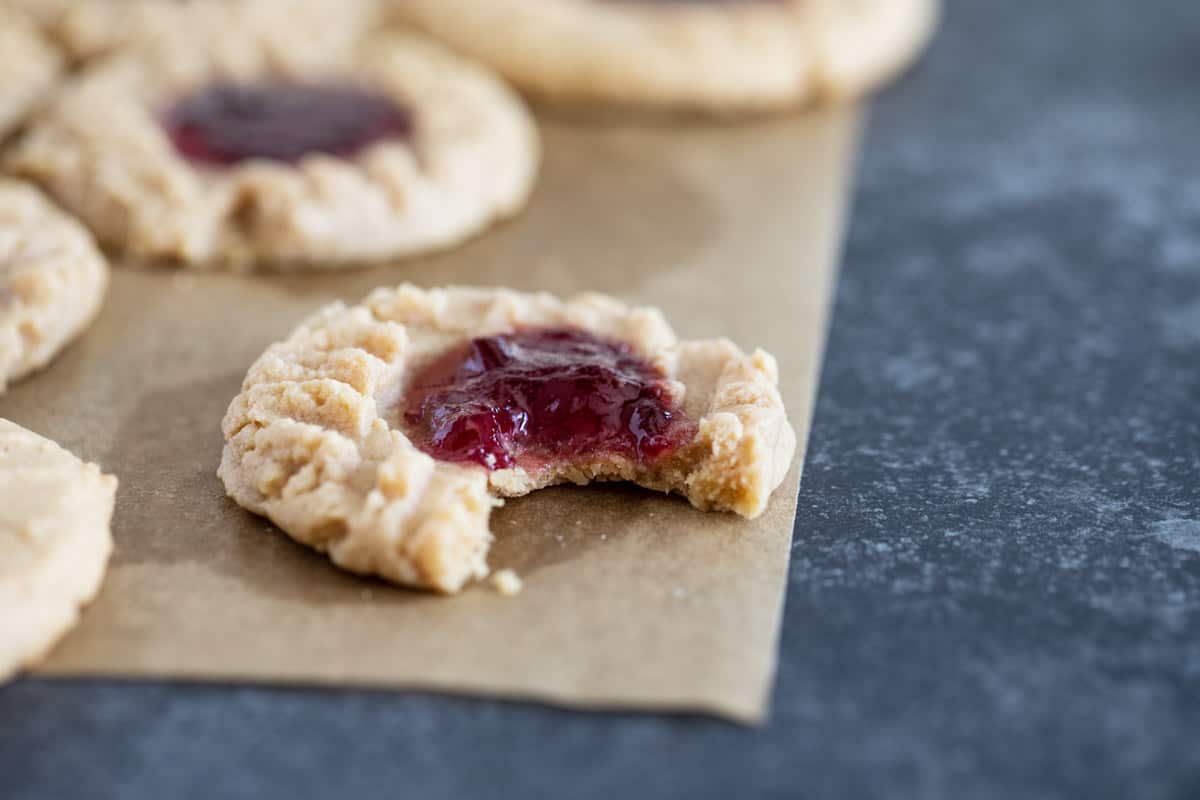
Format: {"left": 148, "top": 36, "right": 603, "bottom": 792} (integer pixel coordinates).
{"left": 492, "top": 569, "right": 523, "bottom": 596}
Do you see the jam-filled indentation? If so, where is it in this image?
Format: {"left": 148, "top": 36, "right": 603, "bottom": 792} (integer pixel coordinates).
{"left": 163, "top": 82, "right": 412, "bottom": 166}
{"left": 403, "top": 327, "right": 693, "bottom": 471}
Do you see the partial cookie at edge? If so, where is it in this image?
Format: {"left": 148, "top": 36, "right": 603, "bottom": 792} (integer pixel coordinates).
{"left": 807, "top": 0, "right": 941, "bottom": 101}
{"left": 0, "top": 420, "right": 117, "bottom": 681}
{"left": 386, "top": 0, "right": 939, "bottom": 112}
{"left": 0, "top": 179, "right": 110, "bottom": 394}
{"left": 49, "top": 0, "right": 381, "bottom": 67}
{"left": 6, "top": 31, "right": 540, "bottom": 269}
{"left": 0, "top": 6, "right": 64, "bottom": 137}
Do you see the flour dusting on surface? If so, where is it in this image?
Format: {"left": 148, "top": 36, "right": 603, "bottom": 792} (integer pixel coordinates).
{"left": 1151, "top": 518, "right": 1200, "bottom": 553}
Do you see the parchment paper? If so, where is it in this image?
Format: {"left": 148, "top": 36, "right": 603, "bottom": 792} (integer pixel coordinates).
{"left": 2, "top": 108, "right": 857, "bottom": 723}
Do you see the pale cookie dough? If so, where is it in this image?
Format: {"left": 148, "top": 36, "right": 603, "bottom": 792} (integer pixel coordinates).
{"left": 6, "top": 32, "right": 540, "bottom": 269}
{"left": 387, "top": 0, "right": 939, "bottom": 112}
{"left": 0, "top": 0, "right": 73, "bottom": 29}
{"left": 47, "top": 0, "right": 380, "bottom": 67}
{"left": 220, "top": 285, "right": 797, "bottom": 593}
{"left": 0, "top": 420, "right": 117, "bottom": 682}
{"left": 0, "top": 6, "right": 63, "bottom": 137}
{"left": 1, "top": 179, "right": 109, "bottom": 394}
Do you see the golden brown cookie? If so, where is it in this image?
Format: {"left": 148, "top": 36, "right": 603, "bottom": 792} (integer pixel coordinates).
{"left": 6, "top": 32, "right": 539, "bottom": 269}
{"left": 220, "top": 285, "right": 796, "bottom": 593}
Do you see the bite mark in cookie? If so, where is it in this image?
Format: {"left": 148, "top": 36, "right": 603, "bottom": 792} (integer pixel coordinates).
{"left": 219, "top": 285, "right": 797, "bottom": 594}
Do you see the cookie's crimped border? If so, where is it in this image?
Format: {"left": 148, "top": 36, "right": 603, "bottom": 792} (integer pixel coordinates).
{"left": 0, "top": 179, "right": 109, "bottom": 394}
{"left": 7, "top": 31, "right": 539, "bottom": 269}
{"left": 219, "top": 285, "right": 796, "bottom": 593}
{"left": 0, "top": 6, "right": 63, "bottom": 137}
{"left": 0, "top": 419, "right": 117, "bottom": 681}
{"left": 390, "top": 0, "right": 938, "bottom": 113}
{"left": 219, "top": 298, "right": 498, "bottom": 593}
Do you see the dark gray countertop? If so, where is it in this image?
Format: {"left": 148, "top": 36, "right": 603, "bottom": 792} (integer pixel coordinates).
{"left": 4, "top": 1, "right": 1199, "bottom": 798}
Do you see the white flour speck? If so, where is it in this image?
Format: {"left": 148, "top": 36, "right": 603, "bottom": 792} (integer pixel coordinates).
{"left": 1151, "top": 518, "right": 1200, "bottom": 553}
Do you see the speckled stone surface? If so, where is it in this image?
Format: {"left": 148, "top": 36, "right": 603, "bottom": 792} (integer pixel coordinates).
{"left": 3, "top": 1, "right": 1199, "bottom": 798}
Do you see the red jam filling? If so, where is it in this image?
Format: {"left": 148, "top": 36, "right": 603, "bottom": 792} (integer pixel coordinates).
{"left": 402, "top": 328, "right": 692, "bottom": 471}
{"left": 162, "top": 82, "right": 412, "bottom": 166}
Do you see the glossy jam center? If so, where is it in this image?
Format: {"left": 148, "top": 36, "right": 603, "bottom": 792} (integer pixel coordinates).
{"left": 403, "top": 328, "right": 692, "bottom": 471}
{"left": 163, "top": 82, "right": 412, "bottom": 166}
